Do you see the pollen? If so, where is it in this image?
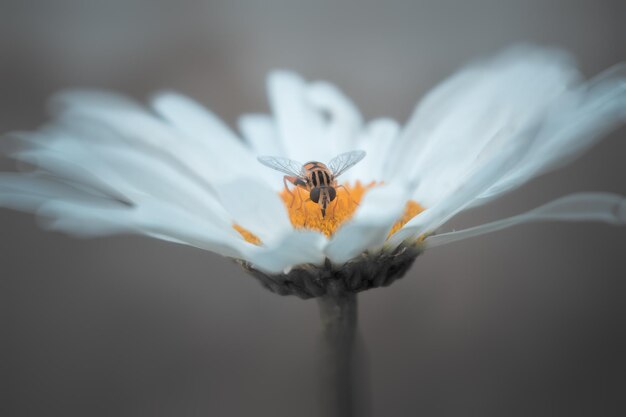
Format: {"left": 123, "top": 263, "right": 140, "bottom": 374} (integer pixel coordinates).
{"left": 281, "top": 181, "right": 425, "bottom": 238}
{"left": 233, "top": 223, "right": 262, "bottom": 245}
{"left": 280, "top": 181, "right": 374, "bottom": 237}
{"left": 387, "top": 200, "right": 425, "bottom": 238}
{"left": 233, "top": 182, "right": 425, "bottom": 245}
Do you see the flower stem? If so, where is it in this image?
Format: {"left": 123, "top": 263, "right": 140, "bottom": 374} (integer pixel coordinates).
{"left": 317, "top": 291, "right": 362, "bottom": 417}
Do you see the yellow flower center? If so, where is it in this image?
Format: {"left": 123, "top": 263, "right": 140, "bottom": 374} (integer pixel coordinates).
{"left": 234, "top": 182, "right": 424, "bottom": 245}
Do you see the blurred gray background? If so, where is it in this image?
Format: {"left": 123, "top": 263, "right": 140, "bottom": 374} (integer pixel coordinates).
{"left": 2, "top": 0, "right": 626, "bottom": 416}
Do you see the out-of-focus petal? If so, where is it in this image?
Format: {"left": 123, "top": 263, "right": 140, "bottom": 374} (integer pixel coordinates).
{"left": 306, "top": 80, "right": 363, "bottom": 156}
{"left": 238, "top": 114, "right": 286, "bottom": 191}
{"left": 387, "top": 45, "right": 581, "bottom": 207}
{"left": 388, "top": 130, "right": 535, "bottom": 246}
{"left": 267, "top": 70, "right": 327, "bottom": 162}
{"left": 325, "top": 183, "right": 408, "bottom": 264}
{"left": 349, "top": 118, "right": 400, "bottom": 184}
{"left": 47, "top": 90, "right": 246, "bottom": 189}
{"left": 242, "top": 230, "right": 327, "bottom": 274}
{"left": 0, "top": 174, "right": 246, "bottom": 258}
{"left": 425, "top": 193, "right": 626, "bottom": 247}
{"left": 238, "top": 113, "right": 284, "bottom": 156}
{"left": 476, "top": 66, "right": 626, "bottom": 202}
{"left": 152, "top": 92, "right": 272, "bottom": 183}
{"left": 8, "top": 119, "right": 233, "bottom": 229}
{"left": 267, "top": 71, "right": 365, "bottom": 164}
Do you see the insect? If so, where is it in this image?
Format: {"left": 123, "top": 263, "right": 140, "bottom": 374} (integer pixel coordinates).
{"left": 257, "top": 150, "right": 366, "bottom": 218}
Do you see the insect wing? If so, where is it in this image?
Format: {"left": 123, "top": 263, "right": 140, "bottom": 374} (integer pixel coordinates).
{"left": 328, "top": 150, "right": 366, "bottom": 178}
{"left": 257, "top": 155, "right": 305, "bottom": 178}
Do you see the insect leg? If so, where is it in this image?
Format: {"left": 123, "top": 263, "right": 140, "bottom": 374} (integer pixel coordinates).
{"left": 283, "top": 176, "right": 298, "bottom": 208}
{"left": 302, "top": 198, "right": 312, "bottom": 227}
{"left": 337, "top": 184, "right": 359, "bottom": 207}
{"left": 296, "top": 187, "right": 304, "bottom": 210}
{"left": 331, "top": 196, "right": 339, "bottom": 218}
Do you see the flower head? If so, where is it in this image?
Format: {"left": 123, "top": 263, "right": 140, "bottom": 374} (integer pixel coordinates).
{"left": 1, "top": 45, "right": 625, "bottom": 291}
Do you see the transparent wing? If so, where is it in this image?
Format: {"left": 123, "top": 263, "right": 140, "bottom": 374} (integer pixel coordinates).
{"left": 328, "top": 150, "right": 366, "bottom": 178}
{"left": 257, "top": 155, "right": 304, "bottom": 177}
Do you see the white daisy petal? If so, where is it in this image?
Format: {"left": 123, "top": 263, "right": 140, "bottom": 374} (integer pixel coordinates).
{"left": 388, "top": 131, "right": 535, "bottom": 246}
{"left": 0, "top": 173, "right": 112, "bottom": 209}
{"left": 267, "top": 70, "right": 327, "bottom": 162}
{"left": 152, "top": 91, "right": 237, "bottom": 145}
{"left": 349, "top": 118, "right": 400, "bottom": 183}
{"left": 387, "top": 45, "right": 581, "bottom": 207}
{"left": 0, "top": 174, "right": 244, "bottom": 257}
{"left": 238, "top": 113, "right": 284, "bottom": 156}
{"left": 6, "top": 134, "right": 131, "bottom": 203}
{"left": 10, "top": 121, "right": 233, "bottom": 230}
{"left": 425, "top": 193, "right": 626, "bottom": 248}
{"left": 325, "top": 183, "right": 408, "bottom": 264}
{"left": 41, "top": 200, "right": 243, "bottom": 256}
{"left": 477, "top": 66, "right": 626, "bottom": 202}
{"left": 47, "top": 91, "right": 244, "bottom": 189}
{"left": 306, "top": 81, "right": 364, "bottom": 156}
{"left": 242, "top": 230, "right": 327, "bottom": 274}
{"left": 2, "top": 46, "right": 625, "bottom": 276}
{"left": 152, "top": 92, "right": 270, "bottom": 182}
{"left": 237, "top": 114, "right": 287, "bottom": 190}
{"left": 212, "top": 178, "right": 292, "bottom": 243}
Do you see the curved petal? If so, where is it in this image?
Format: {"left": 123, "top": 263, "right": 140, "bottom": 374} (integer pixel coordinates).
{"left": 325, "top": 183, "right": 409, "bottom": 264}
{"left": 386, "top": 45, "right": 582, "bottom": 207}
{"left": 267, "top": 71, "right": 365, "bottom": 164}
{"left": 306, "top": 80, "right": 364, "bottom": 156}
{"left": 212, "top": 178, "right": 292, "bottom": 244}
{"left": 8, "top": 119, "right": 233, "bottom": 230}
{"left": 0, "top": 174, "right": 245, "bottom": 258}
{"left": 476, "top": 65, "right": 626, "bottom": 202}
{"left": 46, "top": 90, "right": 249, "bottom": 192}
{"left": 388, "top": 129, "right": 536, "bottom": 246}
{"left": 242, "top": 230, "right": 328, "bottom": 274}
{"left": 152, "top": 92, "right": 273, "bottom": 183}
{"left": 267, "top": 70, "right": 327, "bottom": 162}
{"left": 237, "top": 114, "right": 287, "bottom": 191}
{"left": 347, "top": 118, "right": 400, "bottom": 184}
{"left": 425, "top": 193, "right": 626, "bottom": 248}
{"left": 238, "top": 113, "right": 284, "bottom": 157}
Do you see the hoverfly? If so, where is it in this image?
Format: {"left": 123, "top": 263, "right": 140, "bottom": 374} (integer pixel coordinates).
{"left": 257, "top": 150, "right": 366, "bottom": 218}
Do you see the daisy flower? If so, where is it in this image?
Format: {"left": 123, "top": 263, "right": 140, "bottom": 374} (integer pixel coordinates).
{"left": 1, "top": 45, "right": 624, "bottom": 293}
{"left": 2, "top": 44, "right": 625, "bottom": 417}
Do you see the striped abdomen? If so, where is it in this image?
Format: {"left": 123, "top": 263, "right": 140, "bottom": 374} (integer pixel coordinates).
{"left": 303, "top": 162, "right": 334, "bottom": 189}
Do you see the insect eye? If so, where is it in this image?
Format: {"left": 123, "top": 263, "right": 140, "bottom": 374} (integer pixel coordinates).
{"left": 328, "top": 187, "right": 337, "bottom": 201}
{"left": 310, "top": 188, "right": 321, "bottom": 203}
